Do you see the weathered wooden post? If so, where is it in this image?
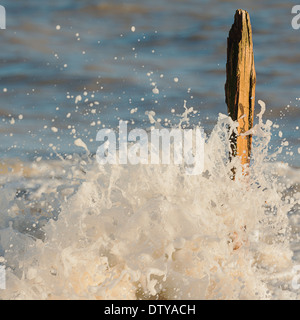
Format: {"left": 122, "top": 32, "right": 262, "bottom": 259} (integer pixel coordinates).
{"left": 225, "top": 9, "right": 256, "bottom": 176}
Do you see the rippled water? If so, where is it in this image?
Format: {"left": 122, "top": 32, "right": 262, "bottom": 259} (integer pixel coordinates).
{"left": 0, "top": 0, "right": 299, "bottom": 165}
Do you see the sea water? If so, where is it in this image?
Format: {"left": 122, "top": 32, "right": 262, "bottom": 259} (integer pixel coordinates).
{"left": 0, "top": 0, "right": 300, "bottom": 300}
{"left": 0, "top": 100, "right": 299, "bottom": 299}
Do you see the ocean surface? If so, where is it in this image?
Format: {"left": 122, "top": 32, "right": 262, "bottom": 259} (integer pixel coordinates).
{"left": 0, "top": 0, "right": 299, "bottom": 164}
{"left": 0, "top": 0, "right": 300, "bottom": 300}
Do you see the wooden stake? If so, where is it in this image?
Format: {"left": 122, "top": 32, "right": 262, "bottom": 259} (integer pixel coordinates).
{"left": 225, "top": 9, "right": 256, "bottom": 172}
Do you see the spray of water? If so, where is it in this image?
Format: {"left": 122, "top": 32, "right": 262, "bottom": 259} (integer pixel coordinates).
{"left": 0, "top": 101, "right": 299, "bottom": 300}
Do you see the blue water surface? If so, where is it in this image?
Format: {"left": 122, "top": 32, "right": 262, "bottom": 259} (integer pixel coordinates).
{"left": 0, "top": 0, "right": 299, "bottom": 166}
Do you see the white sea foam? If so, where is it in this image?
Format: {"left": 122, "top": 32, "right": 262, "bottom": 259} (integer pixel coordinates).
{"left": 0, "top": 102, "right": 299, "bottom": 300}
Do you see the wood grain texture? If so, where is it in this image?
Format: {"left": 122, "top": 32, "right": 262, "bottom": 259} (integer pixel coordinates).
{"left": 225, "top": 9, "right": 256, "bottom": 169}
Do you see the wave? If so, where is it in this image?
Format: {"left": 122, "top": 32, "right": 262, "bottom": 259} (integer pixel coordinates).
{"left": 0, "top": 101, "right": 299, "bottom": 300}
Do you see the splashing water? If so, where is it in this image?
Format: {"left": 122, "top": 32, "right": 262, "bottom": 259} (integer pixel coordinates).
{"left": 0, "top": 101, "right": 299, "bottom": 300}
